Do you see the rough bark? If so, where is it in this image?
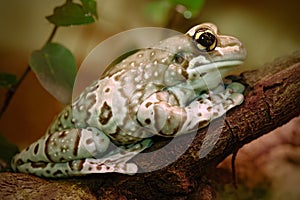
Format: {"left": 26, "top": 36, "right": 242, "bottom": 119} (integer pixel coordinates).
{"left": 0, "top": 52, "right": 299, "bottom": 200}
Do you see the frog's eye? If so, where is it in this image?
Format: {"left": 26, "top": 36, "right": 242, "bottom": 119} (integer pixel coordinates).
{"left": 193, "top": 29, "right": 217, "bottom": 51}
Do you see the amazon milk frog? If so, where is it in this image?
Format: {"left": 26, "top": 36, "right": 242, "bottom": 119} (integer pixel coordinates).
{"left": 11, "top": 23, "right": 246, "bottom": 178}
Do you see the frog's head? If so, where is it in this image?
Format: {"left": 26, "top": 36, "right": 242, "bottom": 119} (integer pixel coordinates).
{"left": 184, "top": 23, "right": 247, "bottom": 90}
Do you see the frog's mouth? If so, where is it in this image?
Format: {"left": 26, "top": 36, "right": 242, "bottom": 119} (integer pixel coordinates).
{"left": 187, "top": 58, "right": 244, "bottom": 76}
{"left": 189, "top": 59, "right": 243, "bottom": 72}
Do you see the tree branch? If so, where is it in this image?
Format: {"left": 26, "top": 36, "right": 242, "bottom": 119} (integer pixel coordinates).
{"left": 0, "top": 52, "right": 299, "bottom": 199}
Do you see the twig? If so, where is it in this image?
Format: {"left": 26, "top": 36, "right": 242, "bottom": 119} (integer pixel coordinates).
{"left": 0, "top": 25, "right": 58, "bottom": 119}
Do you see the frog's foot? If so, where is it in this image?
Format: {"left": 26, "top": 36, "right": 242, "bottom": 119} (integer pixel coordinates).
{"left": 205, "top": 82, "right": 244, "bottom": 121}
{"left": 225, "top": 82, "right": 245, "bottom": 94}
{"left": 72, "top": 138, "right": 153, "bottom": 176}
{"left": 13, "top": 139, "right": 152, "bottom": 178}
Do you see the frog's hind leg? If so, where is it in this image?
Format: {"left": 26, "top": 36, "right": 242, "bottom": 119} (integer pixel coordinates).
{"left": 11, "top": 127, "right": 111, "bottom": 177}
{"left": 12, "top": 135, "right": 152, "bottom": 178}
{"left": 206, "top": 82, "right": 245, "bottom": 121}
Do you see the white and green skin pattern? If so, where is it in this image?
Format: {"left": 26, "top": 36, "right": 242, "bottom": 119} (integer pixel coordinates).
{"left": 11, "top": 23, "right": 246, "bottom": 178}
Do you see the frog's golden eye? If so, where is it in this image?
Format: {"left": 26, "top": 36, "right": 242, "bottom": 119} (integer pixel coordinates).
{"left": 193, "top": 29, "right": 217, "bottom": 51}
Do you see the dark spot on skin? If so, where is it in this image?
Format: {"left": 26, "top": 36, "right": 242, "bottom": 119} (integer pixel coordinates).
{"left": 199, "top": 72, "right": 207, "bottom": 77}
{"left": 86, "top": 138, "right": 94, "bottom": 145}
{"left": 114, "top": 74, "right": 121, "bottom": 81}
{"left": 213, "top": 112, "right": 219, "bottom": 117}
{"left": 16, "top": 159, "right": 24, "bottom": 166}
{"left": 68, "top": 160, "right": 84, "bottom": 171}
{"left": 96, "top": 165, "right": 102, "bottom": 171}
{"left": 88, "top": 167, "right": 92, "bottom": 171}
{"left": 53, "top": 170, "right": 63, "bottom": 177}
{"left": 46, "top": 170, "right": 51, "bottom": 174}
{"left": 45, "top": 135, "right": 55, "bottom": 162}
{"left": 198, "top": 99, "right": 204, "bottom": 104}
{"left": 198, "top": 113, "right": 202, "bottom": 117}
{"left": 31, "top": 162, "right": 48, "bottom": 169}
{"left": 145, "top": 118, "right": 151, "bottom": 125}
{"left": 106, "top": 166, "right": 110, "bottom": 170}
{"left": 105, "top": 88, "right": 110, "bottom": 93}
{"left": 207, "top": 106, "right": 212, "bottom": 112}
{"left": 26, "top": 146, "right": 30, "bottom": 151}
{"left": 65, "top": 169, "right": 69, "bottom": 174}
{"left": 73, "top": 131, "right": 81, "bottom": 157}
{"left": 58, "top": 131, "right": 67, "bottom": 139}
{"left": 59, "top": 157, "right": 66, "bottom": 162}
{"left": 99, "top": 101, "right": 113, "bottom": 125}
{"left": 34, "top": 143, "right": 39, "bottom": 155}
{"left": 145, "top": 102, "right": 152, "bottom": 108}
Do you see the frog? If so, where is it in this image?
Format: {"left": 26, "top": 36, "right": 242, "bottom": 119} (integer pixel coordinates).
{"left": 11, "top": 23, "right": 246, "bottom": 178}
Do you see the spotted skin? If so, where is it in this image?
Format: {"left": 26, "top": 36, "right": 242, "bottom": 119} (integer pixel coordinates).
{"left": 11, "top": 23, "right": 246, "bottom": 177}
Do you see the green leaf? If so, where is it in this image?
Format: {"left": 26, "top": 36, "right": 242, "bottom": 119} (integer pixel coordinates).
{"left": 29, "top": 42, "right": 77, "bottom": 104}
{"left": 144, "top": 1, "right": 172, "bottom": 24}
{"left": 80, "top": 0, "right": 98, "bottom": 19}
{"left": 0, "top": 73, "right": 17, "bottom": 89}
{"left": 168, "top": 0, "right": 205, "bottom": 18}
{"left": 144, "top": 0, "right": 205, "bottom": 22}
{"left": 46, "top": 1, "right": 96, "bottom": 26}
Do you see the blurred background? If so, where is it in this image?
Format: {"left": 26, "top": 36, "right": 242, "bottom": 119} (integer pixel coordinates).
{"left": 0, "top": 1, "right": 299, "bottom": 199}
{"left": 0, "top": 0, "right": 299, "bottom": 148}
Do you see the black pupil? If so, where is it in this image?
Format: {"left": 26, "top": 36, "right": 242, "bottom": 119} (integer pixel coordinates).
{"left": 196, "top": 32, "right": 215, "bottom": 47}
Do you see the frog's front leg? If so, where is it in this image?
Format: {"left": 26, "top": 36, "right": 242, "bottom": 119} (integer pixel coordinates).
{"left": 137, "top": 85, "right": 244, "bottom": 137}
{"left": 11, "top": 127, "right": 151, "bottom": 178}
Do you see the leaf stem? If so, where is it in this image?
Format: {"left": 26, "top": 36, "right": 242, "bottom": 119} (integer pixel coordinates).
{"left": 0, "top": 25, "right": 59, "bottom": 119}
{"left": 46, "top": 25, "right": 58, "bottom": 44}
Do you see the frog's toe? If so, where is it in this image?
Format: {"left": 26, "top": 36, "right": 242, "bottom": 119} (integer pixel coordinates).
{"left": 226, "top": 82, "right": 245, "bottom": 94}
{"left": 228, "top": 92, "right": 244, "bottom": 106}
{"left": 123, "top": 138, "right": 153, "bottom": 152}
